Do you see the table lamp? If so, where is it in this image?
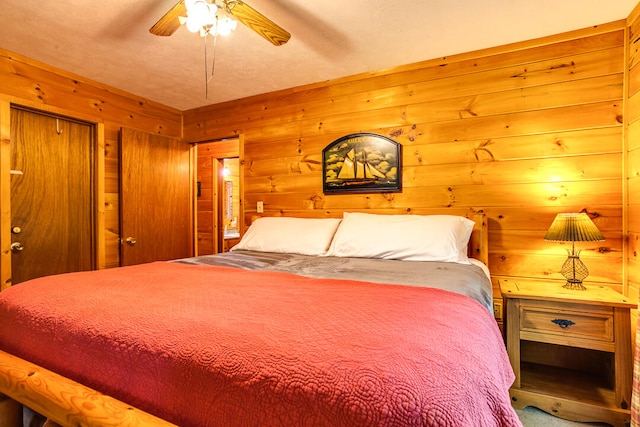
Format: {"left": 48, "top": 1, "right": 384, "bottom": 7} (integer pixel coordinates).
{"left": 543, "top": 212, "right": 605, "bottom": 290}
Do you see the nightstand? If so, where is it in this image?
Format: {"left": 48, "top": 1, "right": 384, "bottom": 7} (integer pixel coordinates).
{"left": 499, "top": 278, "right": 635, "bottom": 427}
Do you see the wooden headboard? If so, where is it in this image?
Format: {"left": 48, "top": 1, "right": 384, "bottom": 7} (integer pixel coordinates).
{"left": 248, "top": 212, "right": 489, "bottom": 267}
{"left": 468, "top": 213, "right": 488, "bottom": 266}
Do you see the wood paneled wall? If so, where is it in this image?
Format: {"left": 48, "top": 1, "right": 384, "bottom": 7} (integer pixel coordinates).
{"left": 0, "top": 18, "right": 634, "bottom": 301}
{"left": 0, "top": 49, "right": 183, "bottom": 270}
{"left": 185, "top": 22, "right": 627, "bottom": 296}
{"left": 627, "top": 6, "right": 640, "bottom": 339}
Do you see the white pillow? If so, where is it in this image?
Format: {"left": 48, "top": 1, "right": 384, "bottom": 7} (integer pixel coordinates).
{"left": 325, "top": 212, "right": 474, "bottom": 264}
{"left": 231, "top": 217, "right": 342, "bottom": 256}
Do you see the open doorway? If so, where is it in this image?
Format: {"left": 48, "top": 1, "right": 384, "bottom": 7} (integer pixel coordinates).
{"left": 220, "top": 158, "right": 240, "bottom": 251}
{"left": 195, "top": 138, "right": 241, "bottom": 254}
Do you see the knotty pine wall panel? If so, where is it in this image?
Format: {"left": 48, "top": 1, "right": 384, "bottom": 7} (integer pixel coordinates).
{"left": 627, "top": 5, "right": 640, "bottom": 343}
{"left": 0, "top": 51, "right": 182, "bottom": 137}
{"left": 185, "top": 27, "right": 623, "bottom": 138}
{"left": 197, "top": 155, "right": 215, "bottom": 255}
{"left": 0, "top": 49, "right": 183, "bottom": 269}
{"left": 185, "top": 22, "right": 627, "bottom": 296}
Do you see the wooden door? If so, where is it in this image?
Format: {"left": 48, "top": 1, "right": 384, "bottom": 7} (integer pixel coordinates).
{"left": 10, "top": 107, "right": 94, "bottom": 284}
{"left": 119, "top": 127, "right": 191, "bottom": 266}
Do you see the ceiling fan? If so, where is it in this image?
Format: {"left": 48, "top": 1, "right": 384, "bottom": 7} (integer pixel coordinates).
{"left": 149, "top": 0, "right": 291, "bottom": 46}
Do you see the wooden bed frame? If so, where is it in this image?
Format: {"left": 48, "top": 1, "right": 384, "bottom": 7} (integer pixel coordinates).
{"left": 0, "top": 212, "right": 488, "bottom": 427}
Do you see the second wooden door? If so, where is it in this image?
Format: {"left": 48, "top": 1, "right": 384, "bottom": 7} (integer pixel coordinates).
{"left": 119, "top": 127, "right": 191, "bottom": 266}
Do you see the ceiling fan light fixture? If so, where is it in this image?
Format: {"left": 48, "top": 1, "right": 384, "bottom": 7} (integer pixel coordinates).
{"left": 185, "top": 16, "right": 202, "bottom": 33}
{"left": 216, "top": 16, "right": 238, "bottom": 36}
{"left": 150, "top": 0, "right": 290, "bottom": 45}
{"left": 150, "top": 0, "right": 290, "bottom": 99}
{"left": 185, "top": 0, "right": 218, "bottom": 33}
{"left": 185, "top": 0, "right": 212, "bottom": 14}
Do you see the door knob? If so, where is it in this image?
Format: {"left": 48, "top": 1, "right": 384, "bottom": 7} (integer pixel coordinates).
{"left": 10, "top": 242, "right": 24, "bottom": 252}
{"left": 125, "top": 237, "right": 137, "bottom": 246}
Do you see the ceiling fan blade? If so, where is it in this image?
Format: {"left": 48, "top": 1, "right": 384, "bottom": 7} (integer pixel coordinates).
{"left": 149, "top": 1, "right": 187, "bottom": 36}
{"left": 225, "top": 1, "right": 291, "bottom": 46}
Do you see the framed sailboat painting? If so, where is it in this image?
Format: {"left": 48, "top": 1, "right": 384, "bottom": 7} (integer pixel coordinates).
{"left": 322, "top": 133, "right": 402, "bottom": 194}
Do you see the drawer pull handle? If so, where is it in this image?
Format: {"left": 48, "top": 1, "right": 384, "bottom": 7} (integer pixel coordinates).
{"left": 551, "top": 319, "right": 575, "bottom": 329}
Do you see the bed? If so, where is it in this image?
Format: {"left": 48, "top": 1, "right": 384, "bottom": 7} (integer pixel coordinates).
{"left": 0, "top": 212, "right": 522, "bottom": 427}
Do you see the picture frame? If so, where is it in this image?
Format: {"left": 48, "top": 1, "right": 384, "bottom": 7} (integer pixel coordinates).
{"left": 322, "top": 132, "right": 402, "bottom": 194}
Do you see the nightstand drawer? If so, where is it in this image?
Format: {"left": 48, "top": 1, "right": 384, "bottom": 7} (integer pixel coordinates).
{"left": 520, "top": 300, "right": 614, "bottom": 342}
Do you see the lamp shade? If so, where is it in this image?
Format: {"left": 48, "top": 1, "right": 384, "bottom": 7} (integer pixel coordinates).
{"left": 543, "top": 213, "right": 605, "bottom": 242}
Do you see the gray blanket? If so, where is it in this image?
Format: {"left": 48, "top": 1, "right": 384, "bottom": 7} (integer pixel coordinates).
{"left": 177, "top": 250, "right": 493, "bottom": 312}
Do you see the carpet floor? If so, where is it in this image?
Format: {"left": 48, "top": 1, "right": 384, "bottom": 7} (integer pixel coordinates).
{"left": 517, "top": 407, "right": 612, "bottom": 426}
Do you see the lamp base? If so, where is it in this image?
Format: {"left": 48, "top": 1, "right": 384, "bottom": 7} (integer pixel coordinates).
{"left": 563, "top": 279, "right": 587, "bottom": 291}
{"left": 559, "top": 249, "right": 589, "bottom": 291}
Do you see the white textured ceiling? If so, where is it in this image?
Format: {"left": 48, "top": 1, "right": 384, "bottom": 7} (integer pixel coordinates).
{"left": 0, "top": 0, "right": 637, "bottom": 111}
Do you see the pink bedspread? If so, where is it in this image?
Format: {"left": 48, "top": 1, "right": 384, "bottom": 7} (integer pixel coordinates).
{"left": 0, "top": 262, "right": 521, "bottom": 426}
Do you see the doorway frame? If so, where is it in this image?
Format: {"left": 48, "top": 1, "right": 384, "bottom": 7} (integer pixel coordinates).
{"left": 193, "top": 136, "right": 243, "bottom": 255}
{"left": 0, "top": 99, "right": 105, "bottom": 290}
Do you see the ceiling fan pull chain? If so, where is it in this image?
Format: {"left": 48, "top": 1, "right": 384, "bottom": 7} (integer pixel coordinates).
{"left": 210, "top": 31, "right": 218, "bottom": 84}
{"left": 203, "top": 30, "right": 219, "bottom": 99}
{"left": 204, "top": 35, "right": 209, "bottom": 99}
